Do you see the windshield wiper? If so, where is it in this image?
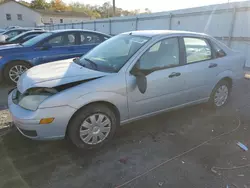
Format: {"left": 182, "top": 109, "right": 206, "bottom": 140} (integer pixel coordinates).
{"left": 84, "top": 58, "right": 98, "bottom": 70}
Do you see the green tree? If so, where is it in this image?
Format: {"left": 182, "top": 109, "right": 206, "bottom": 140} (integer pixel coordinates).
{"left": 30, "top": 0, "right": 49, "bottom": 9}
{"left": 19, "top": 0, "right": 30, "bottom": 7}
{"left": 50, "top": 0, "right": 67, "bottom": 11}
{"left": 69, "top": 2, "right": 101, "bottom": 19}
{"left": 69, "top": 1, "right": 146, "bottom": 19}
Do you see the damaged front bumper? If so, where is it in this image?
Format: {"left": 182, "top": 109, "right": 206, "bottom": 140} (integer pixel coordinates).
{"left": 8, "top": 90, "right": 76, "bottom": 140}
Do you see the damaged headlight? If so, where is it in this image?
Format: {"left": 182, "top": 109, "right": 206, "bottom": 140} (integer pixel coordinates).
{"left": 13, "top": 88, "right": 58, "bottom": 111}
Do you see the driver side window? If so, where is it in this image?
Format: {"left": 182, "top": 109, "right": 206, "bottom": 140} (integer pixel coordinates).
{"left": 47, "top": 33, "right": 76, "bottom": 47}
{"left": 139, "top": 38, "right": 179, "bottom": 70}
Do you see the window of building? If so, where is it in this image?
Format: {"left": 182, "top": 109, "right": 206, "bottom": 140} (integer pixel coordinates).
{"left": 184, "top": 38, "right": 212, "bottom": 64}
{"left": 17, "top": 14, "right": 23, "bottom": 21}
{"left": 60, "top": 19, "right": 63, "bottom": 23}
{"left": 6, "top": 14, "right": 11, "bottom": 21}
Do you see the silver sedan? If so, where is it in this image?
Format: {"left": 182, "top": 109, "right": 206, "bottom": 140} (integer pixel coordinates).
{"left": 8, "top": 30, "right": 245, "bottom": 149}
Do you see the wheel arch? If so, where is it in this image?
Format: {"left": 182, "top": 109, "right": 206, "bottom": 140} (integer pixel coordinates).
{"left": 217, "top": 76, "right": 233, "bottom": 91}
{"left": 209, "top": 76, "right": 233, "bottom": 99}
{"left": 65, "top": 101, "right": 121, "bottom": 137}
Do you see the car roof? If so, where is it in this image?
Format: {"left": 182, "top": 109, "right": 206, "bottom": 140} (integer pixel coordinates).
{"left": 50, "top": 29, "right": 111, "bottom": 36}
{"left": 122, "top": 30, "right": 208, "bottom": 38}
{"left": 23, "top": 30, "right": 47, "bottom": 34}
{"left": 6, "top": 28, "right": 30, "bottom": 32}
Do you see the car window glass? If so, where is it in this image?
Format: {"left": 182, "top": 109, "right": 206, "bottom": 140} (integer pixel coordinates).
{"left": 139, "top": 38, "right": 179, "bottom": 70}
{"left": 48, "top": 33, "right": 76, "bottom": 47}
{"left": 81, "top": 34, "right": 149, "bottom": 72}
{"left": 80, "top": 33, "right": 103, "bottom": 44}
{"left": 184, "top": 38, "right": 212, "bottom": 63}
{"left": 22, "top": 34, "right": 38, "bottom": 41}
{"left": 22, "top": 32, "right": 53, "bottom": 47}
{"left": 104, "top": 36, "right": 109, "bottom": 40}
{"left": 6, "top": 31, "right": 19, "bottom": 38}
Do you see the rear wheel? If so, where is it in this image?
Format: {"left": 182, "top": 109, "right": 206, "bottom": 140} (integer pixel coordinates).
{"left": 3, "top": 61, "right": 31, "bottom": 85}
{"left": 68, "top": 104, "right": 118, "bottom": 149}
{"left": 209, "top": 80, "right": 230, "bottom": 108}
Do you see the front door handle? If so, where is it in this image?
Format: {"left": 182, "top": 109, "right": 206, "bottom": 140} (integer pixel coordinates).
{"left": 208, "top": 63, "right": 218, "bottom": 68}
{"left": 169, "top": 72, "right": 181, "bottom": 78}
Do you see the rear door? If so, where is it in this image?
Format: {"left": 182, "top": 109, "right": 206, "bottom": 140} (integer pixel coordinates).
{"left": 73, "top": 32, "right": 109, "bottom": 57}
{"left": 179, "top": 37, "right": 221, "bottom": 103}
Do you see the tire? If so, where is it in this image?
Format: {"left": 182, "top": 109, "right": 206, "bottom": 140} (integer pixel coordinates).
{"left": 3, "top": 61, "right": 31, "bottom": 85}
{"left": 68, "top": 104, "right": 118, "bottom": 149}
{"left": 208, "top": 80, "right": 231, "bottom": 108}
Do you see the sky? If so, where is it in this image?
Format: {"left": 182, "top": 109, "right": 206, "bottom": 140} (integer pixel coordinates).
{"left": 62, "top": 0, "right": 246, "bottom": 12}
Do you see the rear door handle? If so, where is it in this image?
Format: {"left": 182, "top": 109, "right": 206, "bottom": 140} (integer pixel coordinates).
{"left": 169, "top": 72, "right": 181, "bottom": 78}
{"left": 208, "top": 63, "right": 218, "bottom": 68}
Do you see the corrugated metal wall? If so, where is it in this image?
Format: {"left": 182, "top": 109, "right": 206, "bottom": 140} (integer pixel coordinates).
{"left": 39, "top": 1, "right": 250, "bottom": 66}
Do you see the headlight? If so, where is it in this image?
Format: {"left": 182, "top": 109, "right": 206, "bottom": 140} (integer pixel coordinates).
{"left": 19, "top": 94, "right": 51, "bottom": 111}
{"left": 14, "top": 87, "right": 58, "bottom": 111}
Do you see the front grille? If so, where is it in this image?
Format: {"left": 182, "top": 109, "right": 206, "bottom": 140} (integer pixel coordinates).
{"left": 18, "top": 127, "right": 37, "bottom": 137}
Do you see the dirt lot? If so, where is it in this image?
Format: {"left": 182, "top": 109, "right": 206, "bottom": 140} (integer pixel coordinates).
{"left": 1, "top": 80, "right": 250, "bottom": 188}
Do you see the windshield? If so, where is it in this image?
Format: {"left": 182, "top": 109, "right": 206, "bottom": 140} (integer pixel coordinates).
{"left": 78, "top": 34, "right": 150, "bottom": 72}
{"left": 22, "top": 32, "right": 52, "bottom": 47}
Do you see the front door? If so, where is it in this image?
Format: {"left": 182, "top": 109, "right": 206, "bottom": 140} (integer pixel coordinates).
{"left": 38, "top": 32, "right": 79, "bottom": 64}
{"left": 126, "top": 37, "right": 187, "bottom": 119}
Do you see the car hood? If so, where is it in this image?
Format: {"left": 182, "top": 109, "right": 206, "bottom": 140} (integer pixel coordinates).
{"left": 17, "top": 58, "right": 111, "bottom": 93}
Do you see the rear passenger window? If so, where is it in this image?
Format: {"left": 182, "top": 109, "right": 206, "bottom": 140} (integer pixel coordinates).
{"left": 184, "top": 38, "right": 212, "bottom": 64}
{"left": 80, "top": 33, "right": 103, "bottom": 44}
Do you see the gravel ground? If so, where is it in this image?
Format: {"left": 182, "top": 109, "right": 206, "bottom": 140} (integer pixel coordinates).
{"left": 1, "top": 80, "right": 250, "bottom": 188}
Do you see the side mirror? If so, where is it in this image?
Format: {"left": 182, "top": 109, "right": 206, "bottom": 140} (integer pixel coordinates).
{"left": 215, "top": 49, "right": 225, "bottom": 58}
{"left": 38, "top": 43, "right": 52, "bottom": 50}
{"left": 130, "top": 61, "right": 147, "bottom": 94}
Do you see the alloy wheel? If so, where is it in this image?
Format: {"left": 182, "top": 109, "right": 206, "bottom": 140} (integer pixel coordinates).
{"left": 9, "top": 65, "right": 28, "bottom": 83}
{"left": 79, "top": 113, "right": 111, "bottom": 145}
{"left": 214, "top": 85, "right": 229, "bottom": 107}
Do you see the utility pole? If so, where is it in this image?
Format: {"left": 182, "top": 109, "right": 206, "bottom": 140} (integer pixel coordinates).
{"left": 113, "top": 0, "right": 116, "bottom": 16}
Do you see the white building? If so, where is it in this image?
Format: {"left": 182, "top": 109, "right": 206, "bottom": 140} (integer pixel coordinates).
{"left": 0, "top": 0, "right": 90, "bottom": 28}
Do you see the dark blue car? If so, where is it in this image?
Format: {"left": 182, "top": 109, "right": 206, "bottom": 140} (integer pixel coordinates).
{"left": 0, "top": 29, "right": 110, "bottom": 84}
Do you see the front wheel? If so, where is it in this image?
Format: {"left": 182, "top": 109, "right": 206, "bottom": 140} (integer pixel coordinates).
{"left": 209, "top": 80, "right": 230, "bottom": 108}
{"left": 68, "top": 104, "right": 118, "bottom": 149}
{"left": 3, "top": 61, "right": 31, "bottom": 85}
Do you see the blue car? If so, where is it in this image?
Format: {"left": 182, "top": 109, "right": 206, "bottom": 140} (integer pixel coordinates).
{"left": 0, "top": 30, "right": 47, "bottom": 45}
{"left": 0, "top": 29, "right": 110, "bottom": 84}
